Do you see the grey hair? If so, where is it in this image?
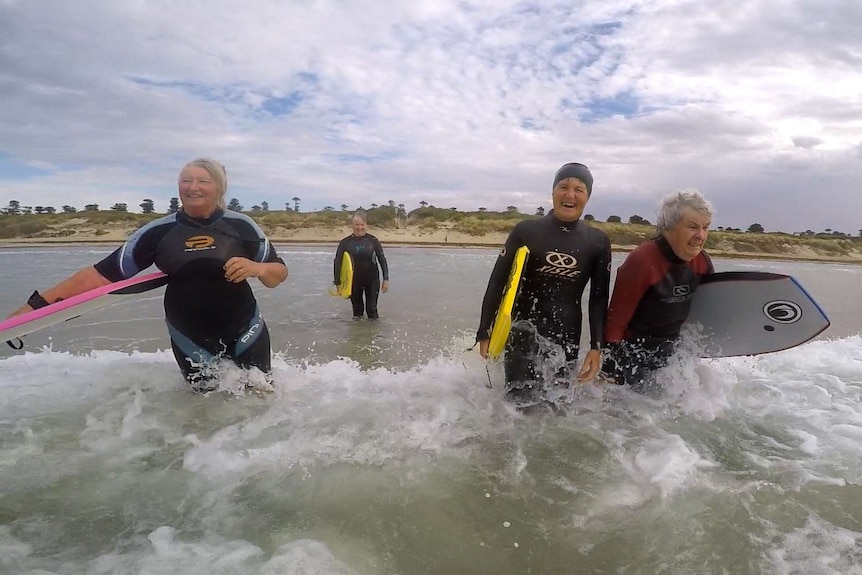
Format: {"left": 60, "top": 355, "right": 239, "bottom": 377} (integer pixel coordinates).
{"left": 180, "top": 158, "right": 228, "bottom": 209}
{"left": 655, "top": 189, "right": 714, "bottom": 232}
{"left": 351, "top": 211, "right": 368, "bottom": 223}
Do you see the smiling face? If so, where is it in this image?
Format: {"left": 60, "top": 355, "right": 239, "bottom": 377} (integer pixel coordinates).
{"left": 552, "top": 177, "right": 590, "bottom": 222}
{"left": 663, "top": 206, "right": 711, "bottom": 261}
{"left": 351, "top": 216, "right": 367, "bottom": 236}
{"left": 178, "top": 166, "right": 221, "bottom": 218}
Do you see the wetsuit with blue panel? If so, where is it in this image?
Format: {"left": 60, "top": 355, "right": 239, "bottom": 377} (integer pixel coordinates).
{"left": 334, "top": 234, "right": 389, "bottom": 319}
{"left": 94, "top": 208, "right": 285, "bottom": 385}
{"left": 477, "top": 213, "right": 612, "bottom": 401}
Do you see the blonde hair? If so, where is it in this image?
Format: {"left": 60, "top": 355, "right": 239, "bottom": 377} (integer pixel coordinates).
{"left": 180, "top": 158, "right": 228, "bottom": 209}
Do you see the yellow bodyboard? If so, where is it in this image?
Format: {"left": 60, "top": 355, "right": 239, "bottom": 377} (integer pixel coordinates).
{"left": 329, "top": 252, "right": 354, "bottom": 298}
{"left": 487, "top": 246, "right": 529, "bottom": 359}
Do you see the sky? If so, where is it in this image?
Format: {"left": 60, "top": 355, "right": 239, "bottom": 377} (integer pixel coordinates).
{"left": 1, "top": 0, "right": 860, "bottom": 234}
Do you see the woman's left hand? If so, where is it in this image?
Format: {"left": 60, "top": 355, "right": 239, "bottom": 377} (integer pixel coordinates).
{"left": 224, "top": 257, "right": 261, "bottom": 283}
{"left": 381, "top": 280, "right": 389, "bottom": 293}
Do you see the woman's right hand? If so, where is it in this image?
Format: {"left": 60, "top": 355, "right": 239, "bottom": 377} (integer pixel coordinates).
{"left": 7, "top": 266, "right": 110, "bottom": 319}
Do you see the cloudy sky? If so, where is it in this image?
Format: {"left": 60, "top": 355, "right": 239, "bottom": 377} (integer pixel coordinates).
{"left": 1, "top": 0, "right": 860, "bottom": 233}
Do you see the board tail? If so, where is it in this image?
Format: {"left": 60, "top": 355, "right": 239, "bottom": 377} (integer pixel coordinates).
{"left": 790, "top": 276, "right": 831, "bottom": 330}
{"left": 684, "top": 271, "right": 830, "bottom": 357}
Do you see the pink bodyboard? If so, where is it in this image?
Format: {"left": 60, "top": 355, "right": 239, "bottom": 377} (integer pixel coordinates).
{"left": 1, "top": 272, "right": 168, "bottom": 342}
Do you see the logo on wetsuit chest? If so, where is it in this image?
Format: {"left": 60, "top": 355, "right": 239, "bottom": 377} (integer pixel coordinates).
{"left": 184, "top": 235, "right": 217, "bottom": 251}
{"left": 662, "top": 284, "right": 692, "bottom": 303}
{"left": 536, "top": 251, "right": 580, "bottom": 279}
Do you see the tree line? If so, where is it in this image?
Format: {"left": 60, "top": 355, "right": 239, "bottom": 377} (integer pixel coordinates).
{"left": 1, "top": 197, "right": 304, "bottom": 216}
{"left": 2, "top": 198, "right": 860, "bottom": 239}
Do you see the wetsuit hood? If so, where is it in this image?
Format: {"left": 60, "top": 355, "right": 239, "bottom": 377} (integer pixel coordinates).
{"left": 552, "top": 163, "right": 593, "bottom": 195}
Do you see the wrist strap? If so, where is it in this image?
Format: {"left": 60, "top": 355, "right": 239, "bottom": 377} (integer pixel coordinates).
{"left": 27, "top": 290, "right": 50, "bottom": 309}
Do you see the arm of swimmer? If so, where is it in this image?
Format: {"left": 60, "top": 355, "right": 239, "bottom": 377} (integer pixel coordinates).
{"left": 8, "top": 266, "right": 112, "bottom": 317}
{"left": 224, "top": 257, "right": 288, "bottom": 288}
{"left": 256, "top": 261, "right": 288, "bottom": 288}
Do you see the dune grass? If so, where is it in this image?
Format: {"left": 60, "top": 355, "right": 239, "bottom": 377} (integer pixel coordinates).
{"left": 2, "top": 210, "right": 860, "bottom": 259}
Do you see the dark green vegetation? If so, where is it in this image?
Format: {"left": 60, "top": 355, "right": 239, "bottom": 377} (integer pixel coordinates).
{"left": 2, "top": 208, "right": 861, "bottom": 260}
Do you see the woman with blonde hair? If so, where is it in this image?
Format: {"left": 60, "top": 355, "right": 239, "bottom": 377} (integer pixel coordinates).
{"left": 8, "top": 159, "right": 288, "bottom": 389}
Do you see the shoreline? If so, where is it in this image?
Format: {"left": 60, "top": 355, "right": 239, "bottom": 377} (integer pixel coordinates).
{"left": 2, "top": 236, "right": 862, "bottom": 265}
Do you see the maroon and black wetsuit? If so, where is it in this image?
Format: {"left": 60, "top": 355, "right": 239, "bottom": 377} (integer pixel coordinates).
{"left": 478, "top": 212, "right": 611, "bottom": 399}
{"left": 603, "top": 235, "right": 714, "bottom": 390}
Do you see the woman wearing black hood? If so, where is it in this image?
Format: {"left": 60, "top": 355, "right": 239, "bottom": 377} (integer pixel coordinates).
{"left": 476, "top": 163, "right": 611, "bottom": 404}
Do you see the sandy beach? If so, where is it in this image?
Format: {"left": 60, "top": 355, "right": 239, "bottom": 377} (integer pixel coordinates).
{"left": 2, "top": 223, "right": 862, "bottom": 264}
{"left": 0, "top": 224, "right": 509, "bottom": 249}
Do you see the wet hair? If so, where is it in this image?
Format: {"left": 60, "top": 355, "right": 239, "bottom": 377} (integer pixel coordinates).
{"left": 655, "top": 189, "right": 714, "bottom": 232}
{"left": 180, "top": 158, "right": 228, "bottom": 209}
{"left": 352, "top": 211, "right": 367, "bottom": 223}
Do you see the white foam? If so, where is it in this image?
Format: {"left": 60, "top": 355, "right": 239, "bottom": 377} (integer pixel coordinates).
{"left": 3, "top": 335, "right": 862, "bottom": 572}
{"left": 262, "top": 539, "right": 358, "bottom": 574}
{"left": 183, "top": 354, "right": 506, "bottom": 480}
{"left": 766, "top": 514, "right": 862, "bottom": 574}
{"left": 85, "top": 526, "right": 359, "bottom": 574}
{"left": 592, "top": 432, "right": 715, "bottom": 511}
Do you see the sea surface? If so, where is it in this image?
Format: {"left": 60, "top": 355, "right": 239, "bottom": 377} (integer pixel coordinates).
{"left": 1, "top": 246, "right": 861, "bottom": 574}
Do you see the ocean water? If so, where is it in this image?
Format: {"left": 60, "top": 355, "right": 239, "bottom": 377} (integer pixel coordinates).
{"left": 0, "top": 246, "right": 860, "bottom": 574}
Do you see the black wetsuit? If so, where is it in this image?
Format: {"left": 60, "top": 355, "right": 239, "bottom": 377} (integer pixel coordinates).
{"left": 477, "top": 213, "right": 612, "bottom": 400}
{"left": 94, "top": 208, "right": 285, "bottom": 385}
{"left": 602, "top": 236, "right": 714, "bottom": 391}
{"left": 334, "top": 234, "right": 389, "bottom": 319}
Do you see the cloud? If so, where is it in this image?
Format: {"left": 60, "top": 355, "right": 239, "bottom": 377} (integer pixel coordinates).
{"left": 0, "top": 0, "right": 860, "bottom": 233}
{"left": 792, "top": 137, "right": 823, "bottom": 149}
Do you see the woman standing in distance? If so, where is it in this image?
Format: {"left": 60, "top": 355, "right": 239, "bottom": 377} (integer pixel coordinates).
{"left": 333, "top": 212, "right": 389, "bottom": 319}
{"left": 8, "top": 158, "right": 288, "bottom": 389}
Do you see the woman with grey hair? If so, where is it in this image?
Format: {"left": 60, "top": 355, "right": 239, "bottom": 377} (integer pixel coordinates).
{"left": 601, "top": 189, "right": 715, "bottom": 391}
{"left": 7, "top": 158, "right": 288, "bottom": 390}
